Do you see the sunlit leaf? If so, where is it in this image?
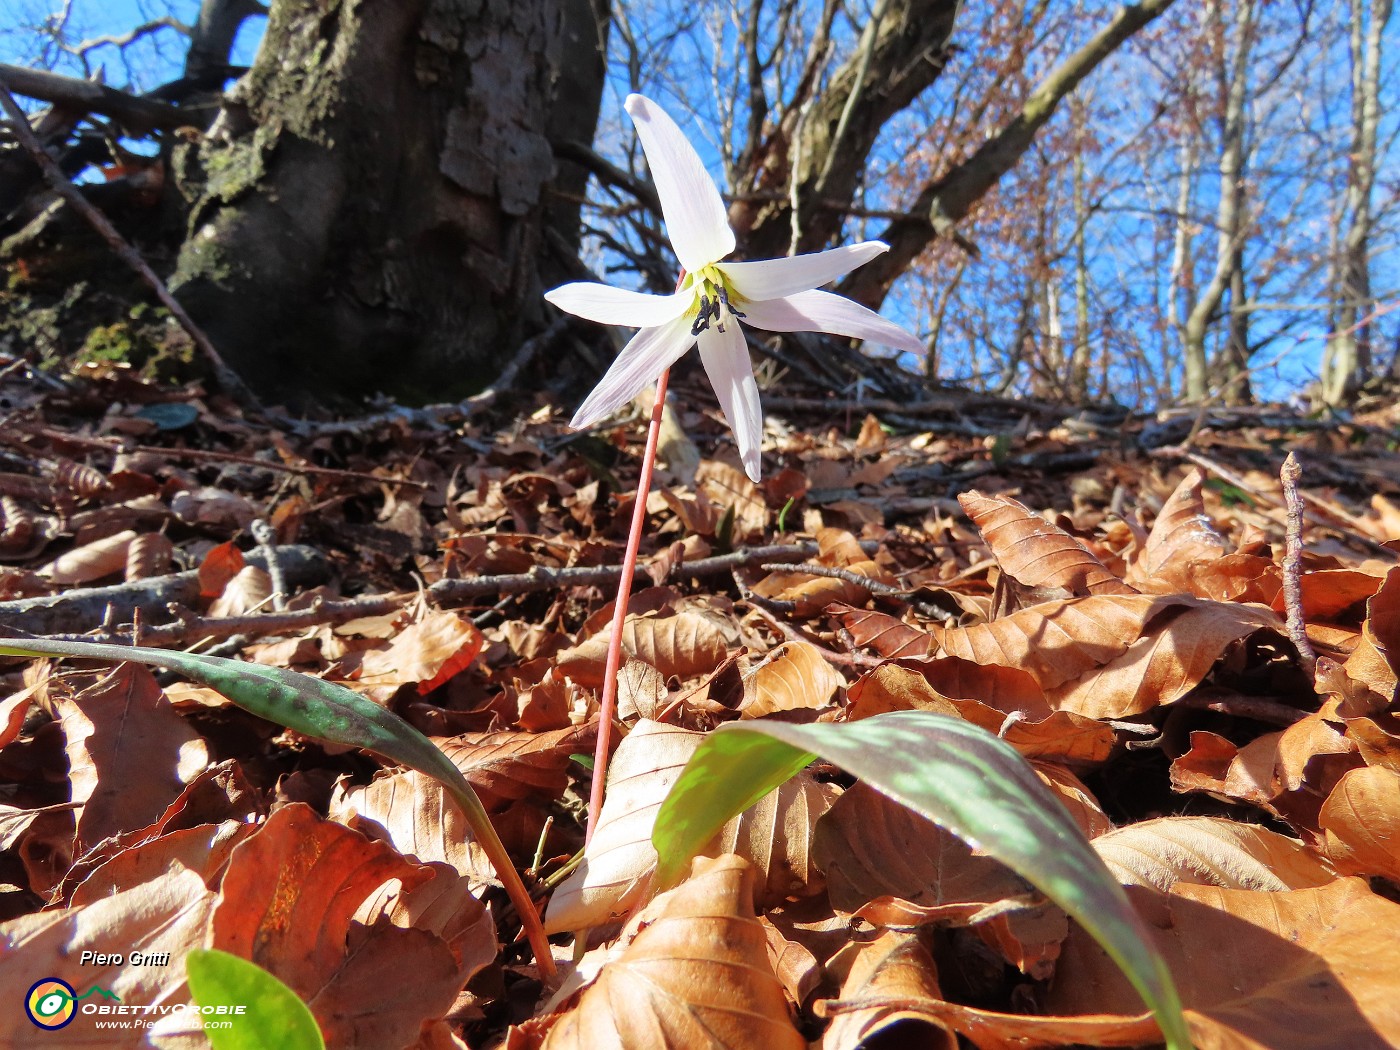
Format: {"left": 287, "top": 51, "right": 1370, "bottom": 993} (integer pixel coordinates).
{"left": 652, "top": 710, "right": 1190, "bottom": 1050}
{"left": 186, "top": 949, "right": 325, "bottom": 1050}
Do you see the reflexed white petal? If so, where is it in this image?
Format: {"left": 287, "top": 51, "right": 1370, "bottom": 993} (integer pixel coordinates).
{"left": 718, "top": 241, "right": 889, "bottom": 301}
{"left": 625, "top": 94, "right": 735, "bottom": 274}
{"left": 545, "top": 282, "right": 692, "bottom": 327}
{"left": 569, "top": 315, "right": 696, "bottom": 429}
{"left": 697, "top": 322, "right": 764, "bottom": 481}
{"left": 740, "top": 289, "right": 925, "bottom": 355}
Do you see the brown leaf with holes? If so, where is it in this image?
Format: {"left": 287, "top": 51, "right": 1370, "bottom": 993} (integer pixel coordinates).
{"left": 961, "top": 489, "right": 1137, "bottom": 597}
{"left": 818, "top": 932, "right": 956, "bottom": 1050}
{"left": 211, "top": 803, "right": 463, "bottom": 1049}
{"left": 542, "top": 854, "right": 805, "bottom": 1050}
{"left": 740, "top": 641, "right": 847, "bottom": 717}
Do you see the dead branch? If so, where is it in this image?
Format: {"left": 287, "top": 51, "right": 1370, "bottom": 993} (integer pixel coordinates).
{"left": 0, "top": 62, "right": 187, "bottom": 133}
{"left": 1279, "top": 452, "right": 1318, "bottom": 677}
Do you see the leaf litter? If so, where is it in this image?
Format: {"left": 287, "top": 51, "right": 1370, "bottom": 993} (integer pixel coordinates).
{"left": 1, "top": 364, "right": 1400, "bottom": 1047}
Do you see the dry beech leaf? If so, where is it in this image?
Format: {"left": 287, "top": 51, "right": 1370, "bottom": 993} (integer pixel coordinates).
{"left": 211, "top": 803, "right": 462, "bottom": 1049}
{"left": 833, "top": 604, "right": 938, "bottom": 660}
{"left": 1270, "top": 568, "right": 1384, "bottom": 622}
{"left": 1047, "top": 877, "right": 1400, "bottom": 1049}
{"left": 759, "top": 916, "right": 824, "bottom": 1008}
{"left": 329, "top": 768, "right": 496, "bottom": 888}
{"left": 70, "top": 820, "right": 255, "bottom": 906}
{"left": 542, "top": 854, "right": 804, "bottom": 1050}
{"left": 436, "top": 722, "right": 598, "bottom": 811}
{"left": 773, "top": 560, "right": 890, "bottom": 618}
{"left": 39, "top": 528, "right": 137, "bottom": 584}
{"left": 1129, "top": 468, "right": 1230, "bottom": 591}
{"left": 58, "top": 662, "right": 209, "bottom": 853}
{"left": 616, "top": 658, "right": 667, "bottom": 722}
{"left": 703, "top": 771, "right": 839, "bottom": 906}
{"left": 556, "top": 611, "right": 730, "bottom": 688}
{"left": 357, "top": 609, "right": 485, "bottom": 692}
{"left": 0, "top": 867, "right": 214, "bottom": 1048}
{"left": 124, "top": 530, "right": 174, "bottom": 581}
{"left": 1046, "top": 599, "right": 1285, "bottom": 719}
{"left": 354, "top": 860, "right": 497, "bottom": 986}
{"left": 696, "top": 459, "right": 768, "bottom": 540}
{"left": 814, "top": 782, "right": 1034, "bottom": 924}
{"left": 1368, "top": 564, "right": 1400, "bottom": 679}
{"left": 847, "top": 662, "right": 961, "bottom": 721}
{"left": 197, "top": 539, "right": 245, "bottom": 598}
{"left": 1093, "top": 816, "right": 1336, "bottom": 894}
{"left": 818, "top": 931, "right": 955, "bottom": 1050}
{"left": 545, "top": 720, "right": 704, "bottom": 932}
{"left": 934, "top": 594, "right": 1178, "bottom": 691}
{"left": 207, "top": 564, "right": 273, "bottom": 617}
{"left": 740, "top": 641, "right": 846, "bottom": 718}
{"left": 960, "top": 489, "right": 1137, "bottom": 597}
{"left": 1034, "top": 762, "right": 1114, "bottom": 839}
{"left": 1319, "top": 765, "right": 1400, "bottom": 882}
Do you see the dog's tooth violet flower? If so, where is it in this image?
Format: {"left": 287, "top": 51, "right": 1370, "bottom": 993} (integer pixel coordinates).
{"left": 546, "top": 93, "right": 924, "bottom": 482}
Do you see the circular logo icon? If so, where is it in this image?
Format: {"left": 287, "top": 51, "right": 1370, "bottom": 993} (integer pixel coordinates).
{"left": 26, "top": 978, "right": 77, "bottom": 1029}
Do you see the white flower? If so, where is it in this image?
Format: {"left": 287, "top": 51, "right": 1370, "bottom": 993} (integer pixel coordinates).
{"left": 546, "top": 93, "right": 924, "bottom": 482}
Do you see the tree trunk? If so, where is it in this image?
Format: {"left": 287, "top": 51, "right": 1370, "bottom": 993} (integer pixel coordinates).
{"left": 1320, "top": 0, "right": 1392, "bottom": 405}
{"left": 840, "top": 0, "right": 1175, "bottom": 310}
{"left": 169, "top": 0, "right": 607, "bottom": 403}
{"left": 1182, "top": 0, "right": 1253, "bottom": 403}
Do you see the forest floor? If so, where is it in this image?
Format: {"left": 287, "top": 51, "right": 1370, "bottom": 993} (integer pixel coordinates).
{"left": 2, "top": 350, "right": 1399, "bottom": 1049}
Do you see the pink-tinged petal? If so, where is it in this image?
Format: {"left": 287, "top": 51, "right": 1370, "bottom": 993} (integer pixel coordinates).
{"left": 718, "top": 241, "right": 889, "bottom": 301}
{"left": 625, "top": 94, "right": 735, "bottom": 273}
{"left": 545, "top": 282, "right": 692, "bottom": 327}
{"left": 697, "top": 322, "right": 764, "bottom": 481}
{"left": 570, "top": 315, "right": 696, "bottom": 429}
{"left": 740, "top": 289, "right": 925, "bottom": 355}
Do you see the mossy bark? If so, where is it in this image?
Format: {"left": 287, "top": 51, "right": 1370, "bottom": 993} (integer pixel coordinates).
{"left": 170, "top": 0, "right": 606, "bottom": 403}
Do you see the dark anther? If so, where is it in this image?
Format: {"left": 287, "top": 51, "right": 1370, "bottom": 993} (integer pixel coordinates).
{"left": 718, "top": 287, "right": 746, "bottom": 319}
{"left": 691, "top": 294, "right": 713, "bottom": 336}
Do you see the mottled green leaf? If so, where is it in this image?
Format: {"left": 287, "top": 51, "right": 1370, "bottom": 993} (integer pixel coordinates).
{"left": 186, "top": 948, "right": 325, "bottom": 1050}
{"left": 652, "top": 711, "right": 1190, "bottom": 1050}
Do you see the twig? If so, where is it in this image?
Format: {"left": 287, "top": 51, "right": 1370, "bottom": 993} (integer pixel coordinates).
{"left": 759, "top": 562, "right": 909, "bottom": 597}
{"left": 1279, "top": 452, "right": 1317, "bottom": 678}
{"left": 250, "top": 519, "right": 287, "bottom": 611}
{"left": 0, "top": 74, "right": 259, "bottom": 411}
{"left": 0, "top": 61, "right": 187, "bottom": 132}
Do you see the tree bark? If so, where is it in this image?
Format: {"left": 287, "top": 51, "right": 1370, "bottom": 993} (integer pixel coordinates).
{"left": 169, "top": 0, "right": 607, "bottom": 403}
{"left": 1320, "top": 0, "right": 1392, "bottom": 405}
{"left": 840, "top": 0, "right": 1176, "bottom": 310}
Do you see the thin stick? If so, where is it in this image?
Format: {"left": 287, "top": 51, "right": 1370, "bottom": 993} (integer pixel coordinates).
{"left": 584, "top": 369, "right": 671, "bottom": 844}
{"left": 1279, "top": 452, "right": 1317, "bottom": 677}
{"left": 0, "top": 75, "right": 259, "bottom": 411}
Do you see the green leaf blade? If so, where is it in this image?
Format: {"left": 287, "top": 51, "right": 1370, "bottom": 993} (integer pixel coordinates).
{"left": 185, "top": 948, "right": 325, "bottom": 1050}
{"left": 652, "top": 710, "right": 1191, "bottom": 1050}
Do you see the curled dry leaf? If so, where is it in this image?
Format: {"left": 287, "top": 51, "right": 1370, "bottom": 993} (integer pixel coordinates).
{"left": 211, "top": 803, "right": 463, "bottom": 1049}
{"left": 1046, "top": 598, "right": 1285, "bottom": 719}
{"left": 436, "top": 722, "right": 598, "bottom": 812}
{"left": 39, "top": 528, "right": 137, "bottom": 583}
{"left": 555, "top": 611, "right": 730, "bottom": 687}
{"left": 1033, "top": 762, "right": 1113, "bottom": 839}
{"left": 1047, "top": 878, "right": 1400, "bottom": 1049}
{"left": 833, "top": 603, "right": 938, "bottom": 660}
{"left": 541, "top": 854, "right": 804, "bottom": 1050}
{"left": 1092, "top": 816, "right": 1337, "bottom": 894}
{"left": 124, "top": 530, "right": 174, "bottom": 581}
{"left": 960, "top": 489, "right": 1137, "bottom": 597}
{"left": 740, "top": 641, "right": 846, "bottom": 718}
{"left": 1129, "top": 468, "right": 1230, "bottom": 592}
{"left": 0, "top": 867, "right": 214, "bottom": 1049}
{"left": 818, "top": 931, "right": 956, "bottom": 1050}
{"left": 207, "top": 564, "right": 273, "bottom": 617}
{"left": 1319, "top": 765, "right": 1400, "bottom": 882}
{"left": 935, "top": 594, "right": 1176, "bottom": 691}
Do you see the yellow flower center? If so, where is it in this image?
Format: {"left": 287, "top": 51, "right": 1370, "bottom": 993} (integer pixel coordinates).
{"left": 686, "top": 266, "right": 746, "bottom": 337}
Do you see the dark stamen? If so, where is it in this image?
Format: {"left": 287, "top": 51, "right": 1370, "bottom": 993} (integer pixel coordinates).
{"left": 718, "top": 287, "right": 746, "bottom": 319}
{"left": 691, "top": 294, "right": 713, "bottom": 336}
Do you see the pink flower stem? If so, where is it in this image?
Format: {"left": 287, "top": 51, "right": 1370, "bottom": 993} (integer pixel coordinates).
{"left": 585, "top": 367, "right": 671, "bottom": 844}
{"left": 584, "top": 269, "right": 687, "bottom": 846}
